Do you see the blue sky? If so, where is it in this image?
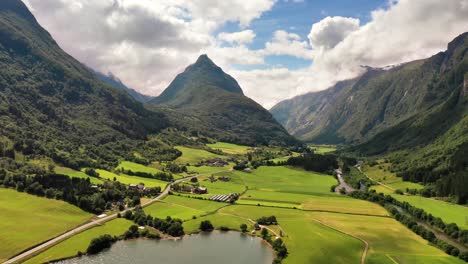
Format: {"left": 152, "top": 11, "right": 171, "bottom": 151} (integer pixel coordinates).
{"left": 220, "top": 0, "right": 388, "bottom": 70}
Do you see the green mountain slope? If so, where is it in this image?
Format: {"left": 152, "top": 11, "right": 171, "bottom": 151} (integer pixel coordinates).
{"left": 149, "top": 55, "right": 299, "bottom": 146}
{"left": 271, "top": 32, "right": 468, "bottom": 202}
{"left": 94, "top": 71, "right": 154, "bottom": 103}
{"left": 0, "top": 0, "right": 168, "bottom": 168}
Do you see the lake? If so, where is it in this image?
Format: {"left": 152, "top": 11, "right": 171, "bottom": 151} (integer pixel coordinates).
{"left": 56, "top": 231, "right": 274, "bottom": 264}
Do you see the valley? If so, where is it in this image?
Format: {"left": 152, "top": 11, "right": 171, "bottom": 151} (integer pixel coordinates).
{"left": 0, "top": 1, "right": 467, "bottom": 264}
{"left": 2, "top": 142, "right": 466, "bottom": 264}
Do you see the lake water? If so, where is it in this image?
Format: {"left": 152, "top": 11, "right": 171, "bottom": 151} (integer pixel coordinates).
{"left": 56, "top": 231, "right": 274, "bottom": 264}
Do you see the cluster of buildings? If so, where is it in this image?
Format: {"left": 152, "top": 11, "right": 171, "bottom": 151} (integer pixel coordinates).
{"left": 204, "top": 158, "right": 229, "bottom": 167}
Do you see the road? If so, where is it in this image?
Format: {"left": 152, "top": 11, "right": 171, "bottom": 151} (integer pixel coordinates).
{"left": 3, "top": 171, "right": 219, "bottom": 264}
{"left": 334, "top": 170, "right": 355, "bottom": 194}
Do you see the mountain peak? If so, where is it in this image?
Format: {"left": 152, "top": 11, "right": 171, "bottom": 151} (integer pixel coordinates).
{"left": 151, "top": 54, "right": 244, "bottom": 106}
{"left": 194, "top": 54, "right": 214, "bottom": 65}
{"left": 0, "top": 0, "right": 37, "bottom": 22}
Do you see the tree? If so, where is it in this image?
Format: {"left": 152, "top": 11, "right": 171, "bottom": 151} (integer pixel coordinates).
{"left": 261, "top": 228, "right": 269, "bottom": 239}
{"left": 200, "top": 220, "right": 214, "bottom": 232}
{"left": 86, "top": 234, "right": 115, "bottom": 254}
{"left": 240, "top": 223, "right": 248, "bottom": 233}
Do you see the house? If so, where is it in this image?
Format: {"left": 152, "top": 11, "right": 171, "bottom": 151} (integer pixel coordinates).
{"left": 218, "top": 176, "right": 230, "bottom": 182}
{"left": 204, "top": 158, "right": 229, "bottom": 167}
{"left": 193, "top": 186, "right": 208, "bottom": 194}
{"left": 129, "top": 183, "right": 147, "bottom": 193}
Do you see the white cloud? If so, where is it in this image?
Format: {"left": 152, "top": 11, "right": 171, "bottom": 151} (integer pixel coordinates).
{"left": 263, "top": 30, "right": 314, "bottom": 60}
{"left": 218, "top": 30, "right": 256, "bottom": 45}
{"left": 25, "top": 0, "right": 468, "bottom": 109}
{"left": 308, "top": 16, "right": 360, "bottom": 50}
{"left": 231, "top": 68, "right": 308, "bottom": 108}
{"left": 25, "top": 0, "right": 274, "bottom": 96}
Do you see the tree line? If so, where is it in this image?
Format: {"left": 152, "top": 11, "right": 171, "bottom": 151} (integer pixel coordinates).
{"left": 0, "top": 167, "right": 161, "bottom": 214}
{"left": 350, "top": 191, "right": 468, "bottom": 262}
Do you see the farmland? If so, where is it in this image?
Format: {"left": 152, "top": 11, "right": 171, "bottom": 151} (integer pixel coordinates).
{"left": 174, "top": 146, "right": 224, "bottom": 165}
{"left": 24, "top": 218, "right": 133, "bottom": 264}
{"left": 116, "top": 161, "right": 164, "bottom": 174}
{"left": 364, "top": 163, "right": 468, "bottom": 228}
{"left": 309, "top": 145, "right": 337, "bottom": 154}
{"left": 96, "top": 169, "right": 168, "bottom": 189}
{"left": 0, "top": 188, "right": 92, "bottom": 263}
{"left": 207, "top": 142, "right": 251, "bottom": 154}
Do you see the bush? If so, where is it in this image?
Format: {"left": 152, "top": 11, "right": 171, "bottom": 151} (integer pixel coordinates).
{"left": 200, "top": 220, "right": 214, "bottom": 232}
{"left": 86, "top": 234, "right": 115, "bottom": 254}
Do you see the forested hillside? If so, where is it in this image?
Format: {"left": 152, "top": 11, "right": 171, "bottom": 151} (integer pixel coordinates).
{"left": 271, "top": 33, "right": 468, "bottom": 203}
{"left": 149, "top": 55, "right": 299, "bottom": 146}
{"left": 0, "top": 0, "right": 169, "bottom": 168}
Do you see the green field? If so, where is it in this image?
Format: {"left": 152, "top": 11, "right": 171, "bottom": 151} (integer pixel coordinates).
{"left": 310, "top": 145, "right": 336, "bottom": 154}
{"left": 236, "top": 166, "right": 337, "bottom": 196}
{"left": 55, "top": 166, "right": 102, "bottom": 184}
{"left": 220, "top": 205, "right": 363, "bottom": 264}
{"left": 24, "top": 218, "right": 133, "bottom": 264}
{"left": 174, "top": 146, "right": 224, "bottom": 165}
{"left": 183, "top": 213, "right": 252, "bottom": 233}
{"left": 207, "top": 142, "right": 250, "bottom": 154}
{"left": 309, "top": 212, "right": 464, "bottom": 264}
{"left": 365, "top": 164, "right": 468, "bottom": 228}
{"left": 0, "top": 188, "right": 92, "bottom": 262}
{"left": 390, "top": 194, "right": 468, "bottom": 229}
{"left": 116, "top": 161, "right": 164, "bottom": 174}
{"left": 145, "top": 195, "right": 226, "bottom": 220}
{"left": 363, "top": 163, "right": 424, "bottom": 191}
{"left": 186, "top": 165, "right": 231, "bottom": 175}
{"left": 96, "top": 169, "right": 168, "bottom": 189}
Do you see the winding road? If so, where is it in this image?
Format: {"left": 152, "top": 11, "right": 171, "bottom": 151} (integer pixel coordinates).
{"left": 3, "top": 171, "right": 221, "bottom": 264}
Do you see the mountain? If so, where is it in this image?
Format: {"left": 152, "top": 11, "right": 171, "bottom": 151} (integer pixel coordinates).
{"left": 94, "top": 71, "right": 154, "bottom": 103}
{"left": 271, "top": 32, "right": 468, "bottom": 202}
{"left": 149, "top": 55, "right": 299, "bottom": 146}
{"left": 0, "top": 0, "right": 168, "bottom": 168}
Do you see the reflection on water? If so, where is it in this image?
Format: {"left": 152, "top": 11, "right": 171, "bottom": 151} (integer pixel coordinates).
{"left": 56, "top": 231, "right": 274, "bottom": 264}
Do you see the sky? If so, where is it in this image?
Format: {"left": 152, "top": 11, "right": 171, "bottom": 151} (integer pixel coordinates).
{"left": 24, "top": 0, "right": 468, "bottom": 108}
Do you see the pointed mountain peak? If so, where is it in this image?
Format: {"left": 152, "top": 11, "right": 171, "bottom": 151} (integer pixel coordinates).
{"left": 0, "top": 0, "right": 37, "bottom": 22}
{"left": 195, "top": 54, "right": 214, "bottom": 65}
{"left": 151, "top": 54, "right": 244, "bottom": 106}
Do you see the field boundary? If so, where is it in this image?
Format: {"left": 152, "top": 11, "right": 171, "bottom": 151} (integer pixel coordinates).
{"left": 310, "top": 218, "right": 369, "bottom": 264}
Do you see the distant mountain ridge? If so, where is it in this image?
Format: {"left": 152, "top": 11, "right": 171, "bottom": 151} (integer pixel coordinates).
{"left": 94, "top": 71, "right": 154, "bottom": 103}
{"left": 271, "top": 32, "right": 468, "bottom": 202}
{"left": 149, "top": 55, "right": 299, "bottom": 146}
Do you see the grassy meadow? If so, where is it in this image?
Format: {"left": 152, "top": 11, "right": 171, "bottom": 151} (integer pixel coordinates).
{"left": 96, "top": 169, "right": 168, "bottom": 189}
{"left": 0, "top": 188, "right": 92, "bottom": 262}
{"left": 24, "top": 218, "right": 133, "bottom": 264}
{"left": 116, "top": 161, "right": 164, "bottom": 174}
{"left": 174, "top": 146, "right": 224, "bottom": 165}
{"left": 207, "top": 142, "right": 251, "bottom": 154}
{"left": 365, "top": 163, "right": 468, "bottom": 228}
{"left": 54, "top": 166, "right": 102, "bottom": 184}
{"left": 309, "top": 145, "right": 337, "bottom": 154}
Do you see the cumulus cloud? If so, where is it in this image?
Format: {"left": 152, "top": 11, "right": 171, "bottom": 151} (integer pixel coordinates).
{"left": 263, "top": 30, "right": 314, "bottom": 59}
{"left": 25, "top": 0, "right": 468, "bottom": 108}
{"left": 218, "top": 30, "right": 256, "bottom": 45}
{"left": 24, "top": 0, "right": 274, "bottom": 96}
{"left": 307, "top": 16, "right": 360, "bottom": 50}
{"left": 296, "top": 0, "right": 468, "bottom": 98}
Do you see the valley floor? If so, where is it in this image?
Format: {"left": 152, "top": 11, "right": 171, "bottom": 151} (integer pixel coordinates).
{"left": 19, "top": 164, "right": 464, "bottom": 264}
{"left": 2, "top": 144, "right": 465, "bottom": 264}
